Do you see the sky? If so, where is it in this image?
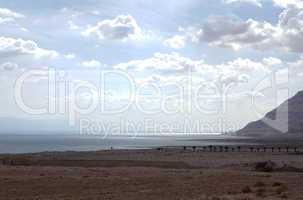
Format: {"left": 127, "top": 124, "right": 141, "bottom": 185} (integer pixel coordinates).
{"left": 0, "top": 0, "right": 303, "bottom": 135}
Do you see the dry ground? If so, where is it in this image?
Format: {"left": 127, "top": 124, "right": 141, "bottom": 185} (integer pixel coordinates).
{"left": 0, "top": 148, "right": 302, "bottom": 200}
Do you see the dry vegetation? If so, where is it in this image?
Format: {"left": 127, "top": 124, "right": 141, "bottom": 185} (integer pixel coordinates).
{"left": 0, "top": 147, "right": 302, "bottom": 200}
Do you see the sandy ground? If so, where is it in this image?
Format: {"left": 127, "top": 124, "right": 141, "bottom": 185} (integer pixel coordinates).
{"left": 0, "top": 147, "right": 303, "bottom": 200}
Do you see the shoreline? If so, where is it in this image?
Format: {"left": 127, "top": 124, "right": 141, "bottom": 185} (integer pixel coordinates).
{"left": 1, "top": 143, "right": 302, "bottom": 155}
{"left": 2, "top": 134, "right": 303, "bottom": 154}
{"left": 1, "top": 145, "right": 303, "bottom": 167}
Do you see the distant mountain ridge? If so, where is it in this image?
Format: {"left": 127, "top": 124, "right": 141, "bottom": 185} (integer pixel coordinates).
{"left": 237, "top": 91, "right": 303, "bottom": 137}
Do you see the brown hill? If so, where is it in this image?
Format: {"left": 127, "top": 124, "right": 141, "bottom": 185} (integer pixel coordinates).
{"left": 237, "top": 91, "right": 303, "bottom": 137}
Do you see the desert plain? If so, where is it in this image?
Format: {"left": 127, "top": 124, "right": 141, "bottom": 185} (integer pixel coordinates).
{"left": 0, "top": 146, "right": 303, "bottom": 200}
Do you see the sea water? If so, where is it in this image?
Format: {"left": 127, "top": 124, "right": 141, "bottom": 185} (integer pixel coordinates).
{"left": 0, "top": 134, "right": 254, "bottom": 154}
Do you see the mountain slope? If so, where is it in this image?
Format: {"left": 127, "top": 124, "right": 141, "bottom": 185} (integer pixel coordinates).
{"left": 237, "top": 91, "right": 303, "bottom": 137}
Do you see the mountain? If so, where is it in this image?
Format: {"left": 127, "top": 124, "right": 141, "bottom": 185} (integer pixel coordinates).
{"left": 237, "top": 91, "right": 303, "bottom": 137}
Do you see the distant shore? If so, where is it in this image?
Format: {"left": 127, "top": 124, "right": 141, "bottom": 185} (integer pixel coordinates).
{"left": 2, "top": 133, "right": 303, "bottom": 154}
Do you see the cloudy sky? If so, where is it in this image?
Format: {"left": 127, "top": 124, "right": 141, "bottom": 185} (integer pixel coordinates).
{"left": 0, "top": 0, "right": 303, "bottom": 134}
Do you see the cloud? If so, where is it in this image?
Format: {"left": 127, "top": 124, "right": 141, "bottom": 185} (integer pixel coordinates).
{"left": 0, "top": 62, "right": 18, "bottom": 71}
{"left": 218, "top": 58, "right": 270, "bottom": 74}
{"left": 213, "top": 57, "right": 273, "bottom": 86}
{"left": 0, "top": 8, "right": 24, "bottom": 18}
{"left": 215, "top": 58, "right": 275, "bottom": 86}
{"left": 262, "top": 57, "right": 282, "bottom": 66}
{"left": 82, "top": 59, "right": 101, "bottom": 68}
{"left": 114, "top": 53, "right": 272, "bottom": 74}
{"left": 114, "top": 52, "right": 275, "bottom": 88}
{"left": 0, "top": 8, "right": 25, "bottom": 24}
{"left": 0, "top": 37, "right": 59, "bottom": 59}
{"left": 20, "top": 27, "right": 29, "bottom": 32}
{"left": 165, "top": 5, "right": 303, "bottom": 52}
{"left": 82, "top": 15, "right": 143, "bottom": 41}
{"left": 115, "top": 55, "right": 285, "bottom": 106}
{"left": 0, "top": 17, "right": 14, "bottom": 24}
{"left": 163, "top": 35, "right": 186, "bottom": 49}
{"left": 64, "top": 53, "right": 75, "bottom": 59}
{"left": 201, "top": 16, "right": 278, "bottom": 50}
{"left": 217, "top": 71, "right": 249, "bottom": 86}
{"left": 223, "top": 0, "right": 303, "bottom": 9}
{"left": 277, "top": 5, "right": 303, "bottom": 52}
{"left": 223, "top": 0, "right": 263, "bottom": 7}
{"left": 68, "top": 20, "right": 80, "bottom": 30}
{"left": 165, "top": 16, "right": 278, "bottom": 51}
{"left": 287, "top": 58, "right": 303, "bottom": 76}
{"left": 272, "top": 0, "right": 303, "bottom": 8}
{"left": 114, "top": 52, "right": 211, "bottom": 74}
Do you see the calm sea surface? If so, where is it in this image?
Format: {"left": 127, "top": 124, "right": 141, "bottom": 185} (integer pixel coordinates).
{"left": 0, "top": 134, "right": 257, "bottom": 154}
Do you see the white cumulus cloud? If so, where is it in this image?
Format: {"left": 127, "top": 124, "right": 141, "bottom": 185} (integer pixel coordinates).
{"left": 0, "top": 37, "right": 59, "bottom": 59}
{"left": 68, "top": 20, "right": 80, "bottom": 30}
{"left": 263, "top": 57, "right": 282, "bottom": 66}
{"left": 114, "top": 53, "right": 275, "bottom": 88}
{"left": 82, "top": 59, "right": 101, "bottom": 68}
{"left": 114, "top": 52, "right": 211, "bottom": 74}
{"left": 82, "top": 15, "right": 143, "bottom": 41}
{"left": 223, "top": 0, "right": 263, "bottom": 7}
{"left": 223, "top": 0, "right": 303, "bottom": 8}
{"left": 64, "top": 53, "right": 76, "bottom": 59}
{"left": 165, "top": 4, "right": 303, "bottom": 53}
{"left": 272, "top": 0, "right": 303, "bottom": 8}
{"left": 0, "top": 62, "right": 18, "bottom": 71}
{"left": 163, "top": 35, "right": 186, "bottom": 49}
{"left": 0, "top": 8, "right": 25, "bottom": 24}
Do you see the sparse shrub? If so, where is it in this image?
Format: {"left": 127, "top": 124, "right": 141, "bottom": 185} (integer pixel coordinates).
{"left": 276, "top": 185, "right": 288, "bottom": 195}
{"left": 280, "top": 193, "right": 288, "bottom": 199}
{"left": 254, "top": 181, "right": 266, "bottom": 187}
{"left": 227, "top": 190, "right": 237, "bottom": 195}
{"left": 272, "top": 182, "right": 283, "bottom": 187}
{"left": 255, "top": 161, "right": 277, "bottom": 172}
{"left": 242, "top": 186, "right": 252, "bottom": 193}
{"left": 256, "top": 188, "right": 266, "bottom": 197}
